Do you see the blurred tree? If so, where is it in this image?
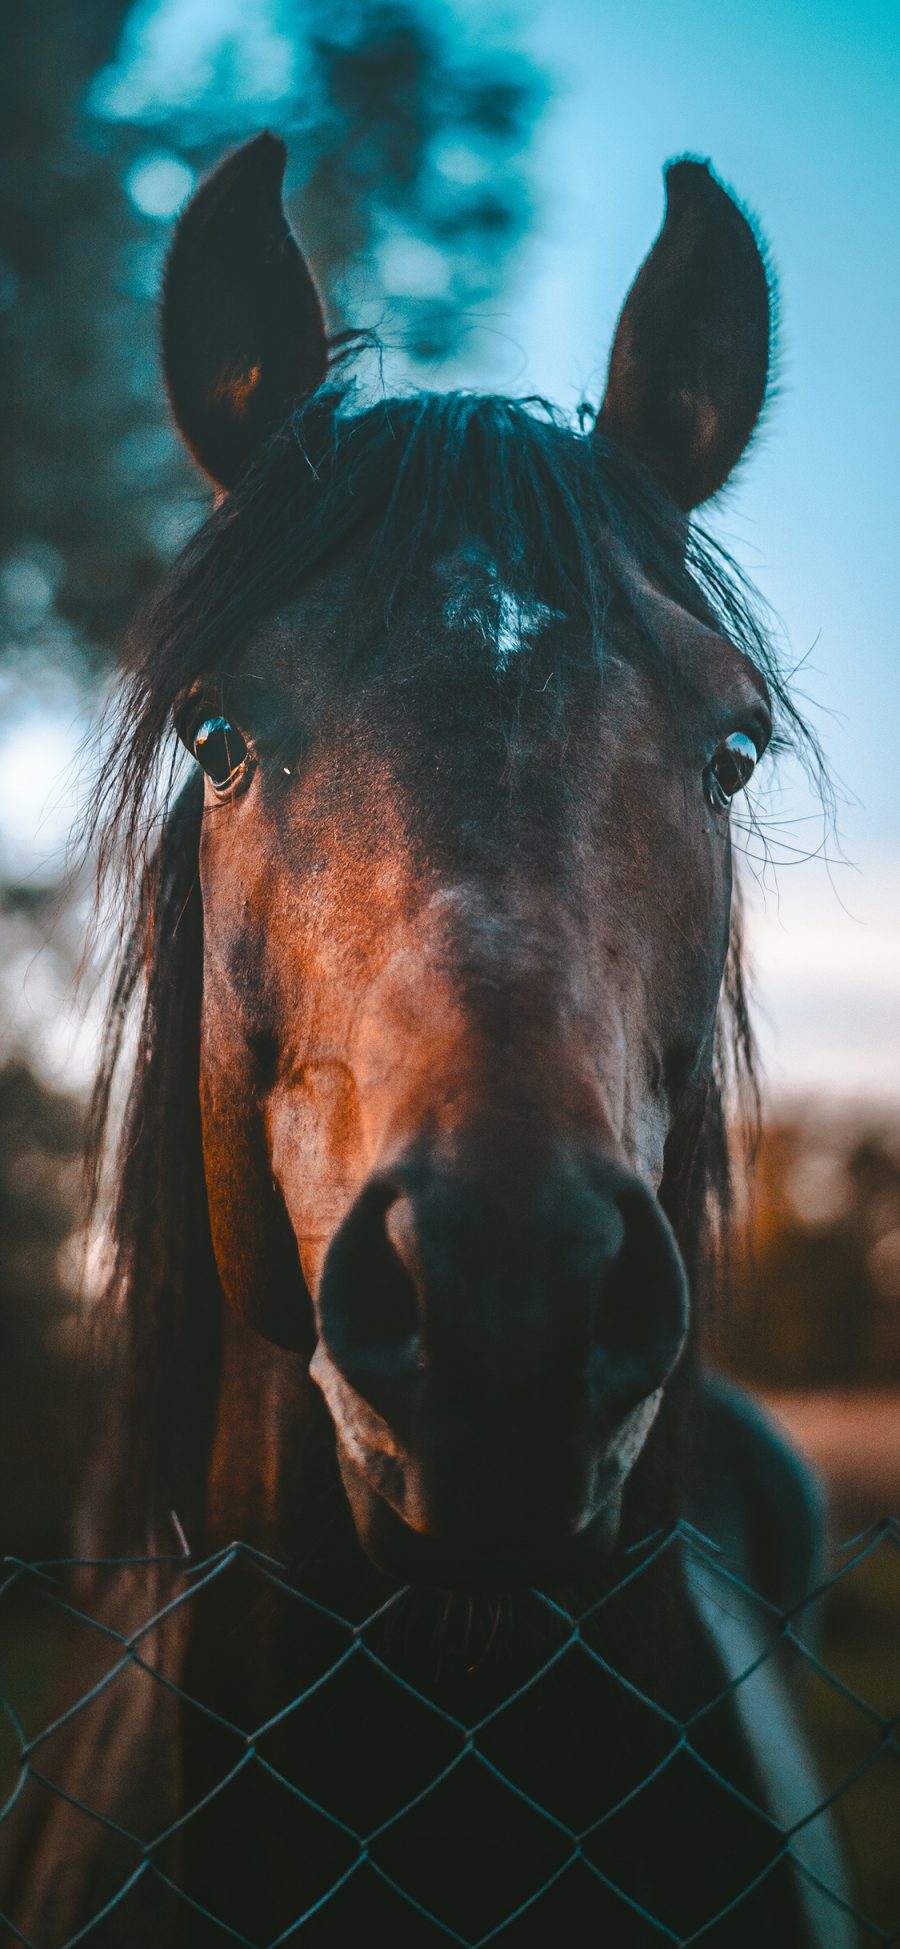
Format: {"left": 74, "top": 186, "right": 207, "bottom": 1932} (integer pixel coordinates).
{"left": 93, "top": 0, "right": 541, "bottom": 364}
{"left": 0, "top": 1057, "right": 93, "bottom": 1556}
{"left": 287, "top": 5, "right": 540, "bottom": 359}
{"left": 710, "top": 1118, "right": 900, "bottom": 1389}
{"left": 1, "top": 0, "right": 166, "bottom": 666}
{"left": 2, "top": 0, "right": 542, "bottom": 670}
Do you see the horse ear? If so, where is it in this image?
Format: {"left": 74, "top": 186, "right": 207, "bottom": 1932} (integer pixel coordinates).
{"left": 599, "top": 160, "right": 772, "bottom": 510}
{"left": 162, "top": 132, "right": 328, "bottom": 490}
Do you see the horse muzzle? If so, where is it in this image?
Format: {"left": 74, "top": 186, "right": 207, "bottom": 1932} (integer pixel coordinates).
{"left": 309, "top": 1148, "right": 689, "bottom": 1584}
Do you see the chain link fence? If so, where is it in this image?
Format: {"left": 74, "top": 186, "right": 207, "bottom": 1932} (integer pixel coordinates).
{"left": 1, "top": 1519, "right": 898, "bottom": 1946}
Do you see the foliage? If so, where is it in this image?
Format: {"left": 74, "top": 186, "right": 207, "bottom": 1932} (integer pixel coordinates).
{"left": 710, "top": 1115, "right": 900, "bottom": 1388}
{"left": 0, "top": 1059, "right": 93, "bottom": 1557}
{"left": 2, "top": 0, "right": 542, "bottom": 671}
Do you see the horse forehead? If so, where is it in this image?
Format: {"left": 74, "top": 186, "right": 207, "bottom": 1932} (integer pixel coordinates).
{"left": 438, "top": 550, "right": 566, "bottom": 672}
{"left": 260, "top": 542, "right": 656, "bottom": 763}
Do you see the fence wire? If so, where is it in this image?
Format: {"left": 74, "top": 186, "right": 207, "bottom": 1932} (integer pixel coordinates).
{"left": 1, "top": 1517, "right": 898, "bottom": 1947}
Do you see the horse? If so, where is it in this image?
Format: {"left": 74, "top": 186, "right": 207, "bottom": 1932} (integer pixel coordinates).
{"left": 3, "top": 134, "right": 854, "bottom": 1947}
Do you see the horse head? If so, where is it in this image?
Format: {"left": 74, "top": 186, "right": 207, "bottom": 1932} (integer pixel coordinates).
{"left": 148, "top": 134, "right": 775, "bottom": 1584}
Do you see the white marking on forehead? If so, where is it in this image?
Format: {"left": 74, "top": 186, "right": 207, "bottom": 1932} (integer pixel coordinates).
{"left": 443, "top": 558, "right": 563, "bottom": 671}
{"left": 495, "top": 589, "right": 560, "bottom": 669}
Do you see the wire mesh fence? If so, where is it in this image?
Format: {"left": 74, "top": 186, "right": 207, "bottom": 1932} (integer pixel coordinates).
{"left": 1, "top": 1518, "right": 898, "bottom": 1947}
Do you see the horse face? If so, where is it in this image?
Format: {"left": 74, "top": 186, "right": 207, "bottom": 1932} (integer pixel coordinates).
{"left": 163, "top": 139, "right": 772, "bottom": 1583}
{"left": 192, "top": 577, "right": 770, "bottom": 1579}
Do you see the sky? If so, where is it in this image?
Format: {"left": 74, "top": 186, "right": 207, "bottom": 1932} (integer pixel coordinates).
{"left": 2, "top": 0, "right": 898, "bottom": 1105}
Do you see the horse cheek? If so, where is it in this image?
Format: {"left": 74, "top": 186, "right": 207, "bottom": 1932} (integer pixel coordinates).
{"left": 199, "top": 1032, "right": 315, "bottom": 1353}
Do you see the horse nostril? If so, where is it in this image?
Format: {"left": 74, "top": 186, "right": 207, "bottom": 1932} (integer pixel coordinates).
{"left": 317, "top": 1182, "right": 422, "bottom": 1434}
{"left": 588, "top": 1180, "right": 689, "bottom": 1426}
{"left": 318, "top": 1162, "right": 688, "bottom": 1468}
{"left": 384, "top": 1195, "right": 421, "bottom": 1287}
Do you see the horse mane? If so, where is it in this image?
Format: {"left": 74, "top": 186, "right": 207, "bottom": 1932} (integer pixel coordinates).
{"left": 84, "top": 385, "right": 819, "bottom": 1548}
{"left": 83, "top": 773, "right": 222, "bottom": 1549}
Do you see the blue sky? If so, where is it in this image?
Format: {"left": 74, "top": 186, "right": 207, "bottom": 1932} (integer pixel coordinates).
{"left": 2, "top": 0, "right": 898, "bottom": 1100}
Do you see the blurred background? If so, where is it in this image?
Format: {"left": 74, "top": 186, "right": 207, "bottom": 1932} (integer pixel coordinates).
{"left": 0, "top": 0, "right": 898, "bottom": 1921}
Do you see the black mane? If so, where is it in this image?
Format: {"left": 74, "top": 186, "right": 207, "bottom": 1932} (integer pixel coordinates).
{"left": 85, "top": 385, "right": 817, "bottom": 1547}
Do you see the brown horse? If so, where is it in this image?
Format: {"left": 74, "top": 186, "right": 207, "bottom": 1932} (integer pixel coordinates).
{"left": 4, "top": 137, "right": 853, "bottom": 1946}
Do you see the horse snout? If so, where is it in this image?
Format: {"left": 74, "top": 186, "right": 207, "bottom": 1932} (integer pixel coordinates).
{"left": 312, "top": 1153, "right": 689, "bottom": 1577}
{"left": 584, "top": 1175, "right": 690, "bottom": 1428}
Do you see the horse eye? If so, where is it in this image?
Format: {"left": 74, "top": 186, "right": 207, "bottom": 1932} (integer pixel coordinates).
{"left": 705, "top": 730, "right": 758, "bottom": 811}
{"left": 193, "top": 716, "right": 249, "bottom": 791}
